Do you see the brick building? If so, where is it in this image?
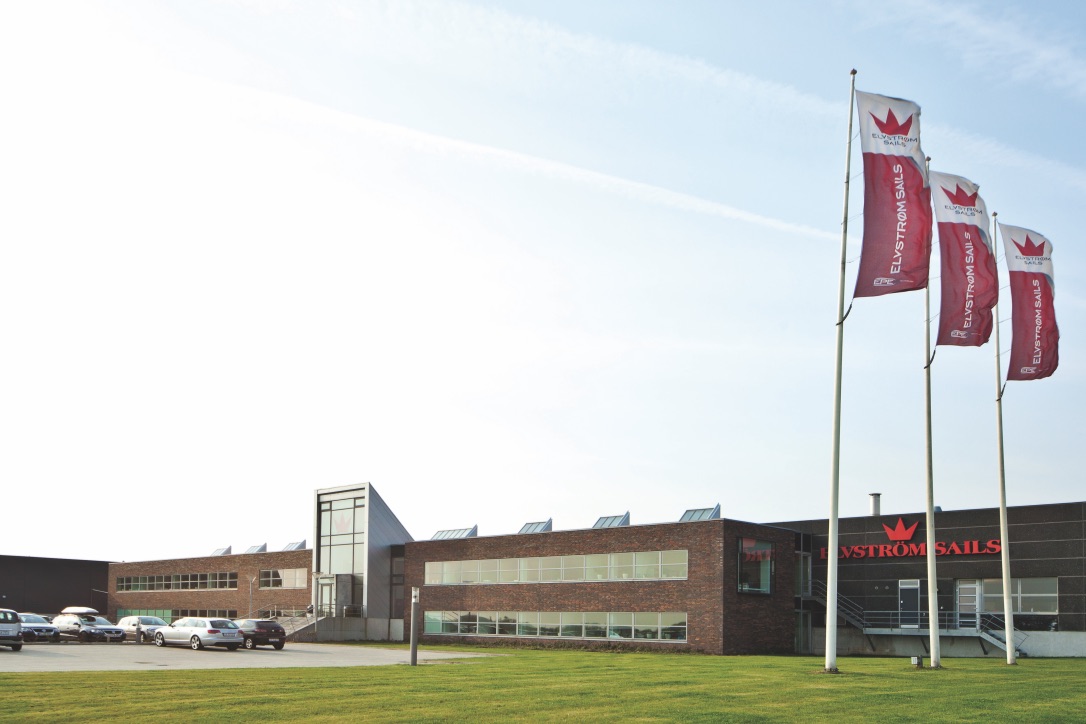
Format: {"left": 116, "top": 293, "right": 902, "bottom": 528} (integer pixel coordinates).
{"left": 108, "top": 547, "right": 312, "bottom": 623}
{"left": 403, "top": 511, "right": 797, "bottom": 655}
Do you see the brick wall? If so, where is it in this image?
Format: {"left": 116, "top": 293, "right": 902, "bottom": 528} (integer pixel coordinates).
{"left": 107, "top": 550, "right": 311, "bottom": 621}
{"left": 404, "top": 520, "right": 796, "bottom": 655}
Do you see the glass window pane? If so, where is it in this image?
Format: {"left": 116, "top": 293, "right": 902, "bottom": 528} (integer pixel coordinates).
{"left": 560, "top": 612, "right": 583, "bottom": 637}
{"left": 562, "top": 555, "right": 585, "bottom": 581}
{"left": 442, "top": 611, "right": 459, "bottom": 633}
{"left": 426, "top": 562, "right": 442, "bottom": 585}
{"left": 460, "top": 561, "right": 479, "bottom": 584}
{"left": 424, "top": 612, "right": 442, "bottom": 633}
{"left": 585, "top": 554, "right": 609, "bottom": 581}
{"left": 1021, "top": 596, "right": 1058, "bottom": 613}
{"left": 442, "top": 561, "right": 461, "bottom": 585}
{"left": 611, "top": 553, "right": 634, "bottom": 580}
{"left": 738, "top": 538, "right": 774, "bottom": 594}
{"left": 478, "top": 560, "right": 498, "bottom": 584}
{"left": 538, "top": 612, "right": 560, "bottom": 637}
{"left": 1020, "top": 578, "right": 1057, "bottom": 594}
{"left": 499, "top": 559, "right": 520, "bottom": 583}
{"left": 635, "top": 551, "right": 660, "bottom": 579}
{"left": 477, "top": 612, "right": 496, "bottom": 634}
{"left": 584, "top": 612, "right": 607, "bottom": 638}
{"left": 520, "top": 558, "right": 540, "bottom": 583}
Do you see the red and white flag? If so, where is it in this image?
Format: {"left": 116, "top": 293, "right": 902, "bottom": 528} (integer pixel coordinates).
{"left": 929, "top": 171, "right": 998, "bottom": 346}
{"left": 1000, "top": 224, "right": 1059, "bottom": 381}
{"left": 854, "top": 91, "right": 932, "bottom": 297}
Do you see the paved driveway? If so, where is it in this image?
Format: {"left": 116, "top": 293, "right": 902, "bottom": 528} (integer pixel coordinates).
{"left": 0, "top": 641, "right": 488, "bottom": 672}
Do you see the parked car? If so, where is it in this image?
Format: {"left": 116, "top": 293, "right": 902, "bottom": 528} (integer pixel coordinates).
{"left": 153, "top": 617, "right": 242, "bottom": 650}
{"left": 52, "top": 607, "right": 126, "bottom": 643}
{"left": 0, "top": 609, "right": 23, "bottom": 651}
{"left": 233, "top": 619, "right": 287, "bottom": 650}
{"left": 18, "top": 613, "right": 60, "bottom": 643}
{"left": 116, "top": 615, "right": 169, "bottom": 643}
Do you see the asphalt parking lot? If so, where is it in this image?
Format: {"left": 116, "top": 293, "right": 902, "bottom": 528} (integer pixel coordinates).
{"left": 0, "top": 641, "right": 489, "bottom": 673}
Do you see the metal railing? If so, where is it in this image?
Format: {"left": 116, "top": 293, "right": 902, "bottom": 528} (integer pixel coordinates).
{"left": 806, "top": 580, "right": 1027, "bottom": 651}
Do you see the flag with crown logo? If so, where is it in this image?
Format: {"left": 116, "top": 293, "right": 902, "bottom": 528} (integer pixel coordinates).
{"left": 853, "top": 91, "right": 933, "bottom": 298}
{"left": 930, "top": 171, "right": 998, "bottom": 346}
{"left": 1000, "top": 223, "right": 1059, "bottom": 380}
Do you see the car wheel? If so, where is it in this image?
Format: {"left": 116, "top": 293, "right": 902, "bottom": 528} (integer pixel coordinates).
{"left": 50, "top": 634, "right": 61, "bottom": 643}
{"left": 142, "top": 632, "right": 153, "bottom": 643}
{"left": 80, "top": 631, "right": 91, "bottom": 643}
{"left": 273, "top": 643, "right": 285, "bottom": 650}
{"left": 244, "top": 637, "right": 256, "bottom": 650}
{"left": 226, "top": 644, "right": 239, "bottom": 651}
{"left": 10, "top": 644, "right": 22, "bottom": 652}
{"left": 154, "top": 632, "right": 166, "bottom": 647}
{"left": 190, "top": 636, "right": 203, "bottom": 651}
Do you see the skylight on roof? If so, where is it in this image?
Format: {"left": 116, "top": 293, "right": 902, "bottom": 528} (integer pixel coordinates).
{"left": 592, "top": 512, "right": 630, "bottom": 529}
{"left": 519, "top": 519, "right": 553, "bottom": 534}
{"left": 283, "top": 540, "right": 306, "bottom": 551}
{"left": 211, "top": 546, "right": 232, "bottom": 556}
{"left": 679, "top": 504, "right": 721, "bottom": 522}
{"left": 432, "top": 525, "right": 478, "bottom": 540}
{"left": 245, "top": 543, "right": 267, "bottom": 554}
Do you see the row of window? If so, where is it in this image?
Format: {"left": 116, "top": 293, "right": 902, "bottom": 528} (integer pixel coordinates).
{"left": 424, "top": 550, "right": 689, "bottom": 586}
{"left": 117, "top": 569, "right": 311, "bottom": 592}
{"left": 116, "top": 608, "right": 238, "bottom": 623}
{"left": 117, "top": 573, "right": 238, "bottom": 592}
{"left": 260, "top": 568, "right": 308, "bottom": 589}
{"left": 424, "top": 611, "right": 688, "bottom": 641}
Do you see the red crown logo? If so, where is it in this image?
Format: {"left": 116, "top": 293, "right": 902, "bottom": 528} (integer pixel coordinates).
{"left": 942, "top": 184, "right": 978, "bottom": 208}
{"left": 882, "top": 518, "right": 919, "bottom": 542}
{"left": 870, "top": 108, "right": 913, "bottom": 136}
{"left": 1013, "top": 235, "right": 1045, "bottom": 257}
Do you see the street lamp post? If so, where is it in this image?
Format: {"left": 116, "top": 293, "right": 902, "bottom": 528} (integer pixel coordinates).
{"left": 249, "top": 577, "right": 257, "bottom": 618}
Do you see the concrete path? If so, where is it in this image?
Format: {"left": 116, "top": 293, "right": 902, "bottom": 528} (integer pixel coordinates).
{"left": 0, "top": 641, "right": 489, "bottom": 672}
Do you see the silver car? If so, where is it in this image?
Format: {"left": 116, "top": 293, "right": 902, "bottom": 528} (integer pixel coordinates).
{"left": 117, "top": 615, "right": 168, "bottom": 643}
{"left": 153, "top": 617, "right": 242, "bottom": 650}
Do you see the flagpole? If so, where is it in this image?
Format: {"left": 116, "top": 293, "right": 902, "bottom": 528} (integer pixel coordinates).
{"left": 922, "top": 157, "right": 941, "bottom": 668}
{"left": 825, "top": 68, "right": 856, "bottom": 673}
{"left": 991, "top": 214, "right": 1017, "bottom": 664}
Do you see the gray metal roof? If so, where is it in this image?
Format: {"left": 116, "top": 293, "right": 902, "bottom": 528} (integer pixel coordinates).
{"left": 211, "top": 546, "right": 232, "bottom": 556}
{"left": 245, "top": 543, "right": 267, "bottom": 554}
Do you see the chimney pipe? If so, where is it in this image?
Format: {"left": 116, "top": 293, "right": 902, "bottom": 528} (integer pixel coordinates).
{"left": 869, "top": 493, "right": 881, "bottom": 516}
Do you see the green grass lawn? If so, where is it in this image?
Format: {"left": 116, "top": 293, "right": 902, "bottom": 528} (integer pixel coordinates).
{"left": 2, "top": 647, "right": 1084, "bottom": 722}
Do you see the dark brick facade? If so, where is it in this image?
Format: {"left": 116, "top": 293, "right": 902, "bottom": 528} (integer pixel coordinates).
{"left": 777, "top": 501, "right": 1086, "bottom": 632}
{"left": 404, "top": 519, "right": 795, "bottom": 655}
{"left": 107, "top": 550, "right": 312, "bottom": 621}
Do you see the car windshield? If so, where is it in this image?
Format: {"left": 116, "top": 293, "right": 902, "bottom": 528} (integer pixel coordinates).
{"left": 0, "top": 611, "right": 17, "bottom": 623}
{"left": 209, "top": 620, "right": 238, "bottom": 629}
{"left": 78, "top": 615, "right": 98, "bottom": 623}
{"left": 140, "top": 617, "right": 167, "bottom": 626}
{"left": 20, "top": 614, "right": 47, "bottom": 623}
{"left": 93, "top": 617, "right": 115, "bottom": 625}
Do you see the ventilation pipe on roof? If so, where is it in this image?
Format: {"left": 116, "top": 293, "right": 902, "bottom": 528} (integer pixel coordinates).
{"left": 869, "top": 493, "right": 881, "bottom": 516}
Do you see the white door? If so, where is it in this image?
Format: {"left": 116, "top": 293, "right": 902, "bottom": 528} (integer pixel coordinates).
{"left": 957, "top": 580, "right": 979, "bottom": 629}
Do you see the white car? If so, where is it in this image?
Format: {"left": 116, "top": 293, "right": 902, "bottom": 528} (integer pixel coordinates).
{"left": 0, "top": 609, "right": 22, "bottom": 651}
{"left": 117, "top": 615, "right": 169, "bottom": 643}
{"left": 153, "top": 617, "right": 242, "bottom": 650}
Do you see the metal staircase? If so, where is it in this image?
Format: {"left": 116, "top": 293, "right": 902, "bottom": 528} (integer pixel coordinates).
{"left": 806, "top": 580, "right": 1028, "bottom": 655}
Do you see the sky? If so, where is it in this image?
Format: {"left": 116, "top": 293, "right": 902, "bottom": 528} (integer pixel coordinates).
{"left": 1, "top": 0, "right": 1082, "bottom": 563}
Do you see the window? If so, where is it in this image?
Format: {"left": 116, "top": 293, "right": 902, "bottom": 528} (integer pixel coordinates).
{"left": 982, "top": 578, "right": 1058, "bottom": 614}
{"left": 116, "top": 572, "right": 237, "bottom": 592}
{"left": 422, "top": 548, "right": 689, "bottom": 586}
{"left": 738, "top": 538, "right": 774, "bottom": 594}
{"left": 260, "top": 568, "right": 307, "bottom": 589}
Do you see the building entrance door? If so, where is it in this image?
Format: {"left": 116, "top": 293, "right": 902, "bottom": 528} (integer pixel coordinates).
{"left": 899, "top": 579, "right": 920, "bottom": 628}
{"left": 956, "top": 580, "right": 979, "bottom": 630}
